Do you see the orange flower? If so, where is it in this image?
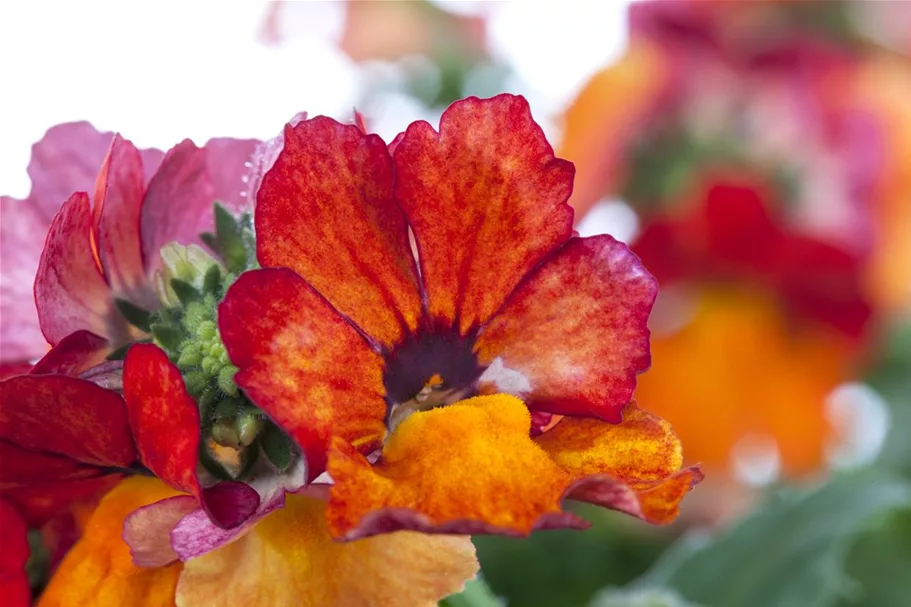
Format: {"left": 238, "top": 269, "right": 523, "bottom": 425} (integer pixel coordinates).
{"left": 218, "top": 94, "right": 701, "bottom": 539}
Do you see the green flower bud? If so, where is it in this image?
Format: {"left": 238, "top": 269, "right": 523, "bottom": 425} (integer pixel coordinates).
{"left": 155, "top": 244, "right": 224, "bottom": 309}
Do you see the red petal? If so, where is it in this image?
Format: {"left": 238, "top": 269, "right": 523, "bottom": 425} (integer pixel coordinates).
{"left": 0, "top": 196, "right": 48, "bottom": 365}
{"left": 34, "top": 192, "right": 113, "bottom": 346}
{"left": 26, "top": 121, "right": 113, "bottom": 224}
{"left": 29, "top": 330, "right": 108, "bottom": 376}
{"left": 140, "top": 140, "right": 216, "bottom": 274}
{"left": 255, "top": 117, "right": 422, "bottom": 347}
{"left": 93, "top": 135, "right": 158, "bottom": 310}
{"left": 0, "top": 374, "right": 136, "bottom": 467}
{"left": 475, "top": 235, "right": 656, "bottom": 421}
{"left": 0, "top": 439, "right": 101, "bottom": 487}
{"left": 122, "top": 344, "right": 259, "bottom": 528}
{"left": 219, "top": 268, "right": 387, "bottom": 480}
{"left": 1, "top": 476, "right": 122, "bottom": 527}
{"left": 0, "top": 499, "right": 30, "bottom": 607}
{"left": 393, "top": 94, "right": 575, "bottom": 334}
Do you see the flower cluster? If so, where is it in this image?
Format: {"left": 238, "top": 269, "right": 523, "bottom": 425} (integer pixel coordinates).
{"left": 0, "top": 95, "right": 700, "bottom": 606}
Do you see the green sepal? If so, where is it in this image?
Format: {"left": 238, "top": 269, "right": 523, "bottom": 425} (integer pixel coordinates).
{"left": 235, "top": 443, "right": 260, "bottom": 481}
{"left": 202, "top": 263, "right": 222, "bottom": 296}
{"left": 261, "top": 423, "right": 295, "bottom": 472}
{"left": 150, "top": 322, "right": 183, "bottom": 353}
{"left": 213, "top": 203, "right": 249, "bottom": 274}
{"left": 213, "top": 396, "right": 244, "bottom": 421}
{"left": 170, "top": 279, "right": 201, "bottom": 307}
{"left": 114, "top": 299, "right": 151, "bottom": 333}
{"left": 199, "top": 232, "right": 218, "bottom": 253}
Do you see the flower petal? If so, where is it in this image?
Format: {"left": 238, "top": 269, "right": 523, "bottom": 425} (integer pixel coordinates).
{"left": 535, "top": 403, "right": 702, "bottom": 524}
{"left": 392, "top": 94, "right": 575, "bottom": 334}
{"left": 475, "top": 235, "right": 657, "bottom": 422}
{"left": 327, "top": 394, "right": 584, "bottom": 538}
{"left": 140, "top": 140, "right": 216, "bottom": 275}
{"left": 122, "top": 494, "right": 198, "bottom": 567}
{"left": 1, "top": 476, "right": 123, "bottom": 527}
{"left": 37, "top": 477, "right": 183, "bottom": 607}
{"left": 0, "top": 439, "right": 101, "bottom": 487}
{"left": 122, "top": 344, "right": 259, "bottom": 528}
{"left": 254, "top": 116, "right": 422, "bottom": 347}
{"left": 177, "top": 493, "right": 478, "bottom": 607}
{"left": 0, "top": 374, "right": 136, "bottom": 468}
{"left": 93, "top": 135, "right": 158, "bottom": 310}
{"left": 26, "top": 121, "right": 113, "bottom": 223}
{"left": 220, "top": 268, "right": 387, "bottom": 479}
{"left": 202, "top": 137, "right": 261, "bottom": 212}
{"left": 34, "top": 192, "right": 113, "bottom": 346}
{"left": 0, "top": 196, "right": 48, "bottom": 364}
{"left": 29, "top": 330, "right": 108, "bottom": 376}
{"left": 0, "top": 499, "right": 30, "bottom": 607}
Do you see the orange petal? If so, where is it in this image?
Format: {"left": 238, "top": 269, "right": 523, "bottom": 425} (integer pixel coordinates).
{"left": 634, "top": 288, "right": 851, "bottom": 476}
{"left": 393, "top": 94, "right": 575, "bottom": 334}
{"left": 559, "top": 39, "right": 670, "bottom": 217}
{"left": 38, "top": 477, "right": 183, "bottom": 607}
{"left": 177, "top": 493, "right": 478, "bottom": 607}
{"left": 254, "top": 116, "right": 422, "bottom": 347}
{"left": 535, "top": 403, "right": 703, "bottom": 525}
{"left": 220, "top": 268, "right": 387, "bottom": 479}
{"left": 327, "top": 394, "right": 583, "bottom": 538}
{"left": 474, "top": 235, "right": 656, "bottom": 422}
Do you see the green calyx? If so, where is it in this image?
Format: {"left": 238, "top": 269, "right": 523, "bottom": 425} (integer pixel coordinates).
{"left": 142, "top": 203, "right": 296, "bottom": 479}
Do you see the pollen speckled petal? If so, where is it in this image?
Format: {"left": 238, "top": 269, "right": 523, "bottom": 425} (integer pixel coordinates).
{"left": 177, "top": 493, "right": 478, "bottom": 607}
{"left": 475, "top": 235, "right": 657, "bottom": 422}
{"left": 327, "top": 394, "right": 580, "bottom": 539}
{"left": 254, "top": 116, "right": 422, "bottom": 347}
{"left": 393, "top": 94, "right": 575, "bottom": 334}
{"left": 219, "top": 268, "right": 387, "bottom": 480}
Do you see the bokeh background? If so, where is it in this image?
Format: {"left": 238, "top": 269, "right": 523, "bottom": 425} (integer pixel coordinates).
{"left": 1, "top": 2, "right": 909, "bottom": 606}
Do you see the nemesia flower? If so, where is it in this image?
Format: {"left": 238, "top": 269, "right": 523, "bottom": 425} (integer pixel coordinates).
{"left": 217, "top": 94, "right": 702, "bottom": 540}
{"left": 631, "top": 175, "right": 872, "bottom": 482}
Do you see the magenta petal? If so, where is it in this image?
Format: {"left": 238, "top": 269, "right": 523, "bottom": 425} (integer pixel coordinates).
{"left": 0, "top": 197, "right": 48, "bottom": 364}
{"left": 26, "top": 122, "right": 113, "bottom": 224}
{"left": 29, "top": 331, "right": 108, "bottom": 376}
{"left": 200, "top": 482, "right": 260, "bottom": 529}
{"left": 203, "top": 138, "right": 261, "bottom": 213}
{"left": 34, "top": 193, "right": 113, "bottom": 346}
{"left": 122, "top": 494, "right": 198, "bottom": 567}
{"left": 140, "top": 140, "right": 216, "bottom": 274}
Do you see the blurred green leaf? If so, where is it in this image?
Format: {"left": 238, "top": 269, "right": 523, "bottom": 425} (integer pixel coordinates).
{"left": 867, "top": 320, "right": 911, "bottom": 477}
{"left": 440, "top": 577, "right": 503, "bottom": 607}
{"left": 836, "top": 507, "right": 911, "bottom": 606}
{"left": 591, "top": 587, "right": 704, "bottom": 607}
{"left": 638, "top": 471, "right": 911, "bottom": 607}
{"left": 475, "top": 504, "right": 672, "bottom": 607}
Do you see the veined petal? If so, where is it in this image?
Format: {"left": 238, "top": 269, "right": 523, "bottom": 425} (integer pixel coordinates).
{"left": 475, "top": 235, "right": 656, "bottom": 422}
{"left": 26, "top": 121, "right": 113, "bottom": 224}
{"left": 29, "top": 330, "right": 108, "bottom": 376}
{"left": 37, "top": 477, "right": 183, "bottom": 607}
{"left": 327, "top": 394, "right": 584, "bottom": 539}
{"left": 0, "top": 196, "right": 48, "bottom": 364}
{"left": 220, "top": 268, "right": 387, "bottom": 480}
{"left": 93, "top": 135, "right": 158, "bottom": 310}
{"left": 0, "top": 499, "right": 30, "bottom": 607}
{"left": 34, "top": 192, "right": 113, "bottom": 346}
{"left": 255, "top": 116, "right": 422, "bottom": 347}
{"left": 393, "top": 94, "right": 575, "bottom": 334}
{"left": 140, "top": 140, "right": 216, "bottom": 275}
{"left": 177, "top": 493, "right": 478, "bottom": 607}
{"left": 535, "top": 403, "right": 703, "bottom": 524}
{"left": 0, "top": 374, "right": 136, "bottom": 468}
{"left": 122, "top": 344, "right": 259, "bottom": 528}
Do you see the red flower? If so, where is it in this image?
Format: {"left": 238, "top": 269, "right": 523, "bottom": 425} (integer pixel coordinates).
{"left": 218, "top": 94, "right": 701, "bottom": 539}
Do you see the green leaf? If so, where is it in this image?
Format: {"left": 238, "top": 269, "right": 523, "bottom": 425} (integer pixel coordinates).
{"left": 114, "top": 298, "right": 151, "bottom": 333}
{"left": 170, "top": 278, "right": 201, "bottom": 307}
{"left": 260, "top": 423, "right": 295, "bottom": 472}
{"left": 639, "top": 471, "right": 911, "bottom": 607}
{"left": 836, "top": 507, "right": 911, "bottom": 607}
{"left": 440, "top": 577, "right": 503, "bottom": 607}
{"left": 150, "top": 323, "right": 184, "bottom": 353}
{"left": 591, "top": 588, "right": 703, "bottom": 607}
{"left": 867, "top": 320, "right": 911, "bottom": 478}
